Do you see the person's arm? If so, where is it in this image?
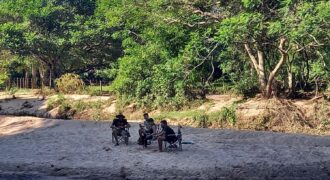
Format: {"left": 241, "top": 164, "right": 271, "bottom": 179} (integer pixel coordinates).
{"left": 151, "top": 125, "right": 157, "bottom": 135}
{"left": 156, "top": 126, "right": 165, "bottom": 137}
{"left": 111, "top": 119, "right": 117, "bottom": 129}
{"left": 149, "top": 118, "right": 155, "bottom": 124}
{"left": 124, "top": 119, "right": 130, "bottom": 128}
{"left": 143, "top": 121, "right": 148, "bottom": 127}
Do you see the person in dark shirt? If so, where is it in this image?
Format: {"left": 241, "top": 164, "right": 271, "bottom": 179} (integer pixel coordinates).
{"left": 138, "top": 113, "right": 156, "bottom": 147}
{"left": 157, "top": 120, "right": 177, "bottom": 152}
{"left": 111, "top": 113, "right": 130, "bottom": 146}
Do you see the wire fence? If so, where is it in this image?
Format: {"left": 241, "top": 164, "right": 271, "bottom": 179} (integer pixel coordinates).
{"left": 3, "top": 78, "right": 112, "bottom": 91}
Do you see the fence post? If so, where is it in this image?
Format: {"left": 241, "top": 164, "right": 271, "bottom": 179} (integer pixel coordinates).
{"left": 4, "top": 80, "right": 6, "bottom": 90}
{"left": 100, "top": 80, "right": 102, "bottom": 92}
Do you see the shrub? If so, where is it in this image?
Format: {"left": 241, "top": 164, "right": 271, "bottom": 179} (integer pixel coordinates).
{"left": 73, "top": 100, "right": 88, "bottom": 112}
{"left": 46, "top": 94, "right": 76, "bottom": 119}
{"left": 55, "top": 73, "right": 85, "bottom": 94}
{"left": 193, "top": 113, "right": 210, "bottom": 128}
{"left": 47, "top": 94, "right": 67, "bottom": 110}
{"left": 7, "top": 87, "right": 18, "bottom": 99}
{"left": 37, "top": 86, "right": 56, "bottom": 96}
{"left": 86, "top": 86, "right": 102, "bottom": 96}
{"left": 209, "top": 105, "right": 237, "bottom": 127}
{"left": 90, "top": 100, "right": 107, "bottom": 120}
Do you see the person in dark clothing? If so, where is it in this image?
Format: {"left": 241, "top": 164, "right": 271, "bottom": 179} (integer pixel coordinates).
{"left": 157, "top": 120, "right": 177, "bottom": 152}
{"left": 138, "top": 113, "right": 156, "bottom": 147}
{"left": 111, "top": 113, "right": 130, "bottom": 146}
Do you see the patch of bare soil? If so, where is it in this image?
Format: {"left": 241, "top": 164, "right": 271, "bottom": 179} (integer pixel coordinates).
{"left": 204, "top": 94, "right": 243, "bottom": 112}
{"left": 0, "top": 94, "right": 48, "bottom": 117}
{"left": 0, "top": 115, "right": 329, "bottom": 179}
{"left": 0, "top": 94, "right": 117, "bottom": 120}
{"left": 0, "top": 116, "right": 56, "bottom": 137}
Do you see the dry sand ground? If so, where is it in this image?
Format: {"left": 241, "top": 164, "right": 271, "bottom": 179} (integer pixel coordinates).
{"left": 0, "top": 115, "right": 330, "bottom": 179}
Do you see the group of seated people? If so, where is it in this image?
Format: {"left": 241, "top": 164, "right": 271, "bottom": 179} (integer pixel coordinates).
{"left": 111, "top": 113, "right": 177, "bottom": 152}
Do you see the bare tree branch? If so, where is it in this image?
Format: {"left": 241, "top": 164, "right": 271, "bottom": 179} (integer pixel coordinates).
{"left": 184, "top": 43, "right": 219, "bottom": 79}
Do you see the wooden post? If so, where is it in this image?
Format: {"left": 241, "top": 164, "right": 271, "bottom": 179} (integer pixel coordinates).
{"left": 5, "top": 79, "right": 8, "bottom": 90}
{"left": 100, "top": 80, "right": 102, "bottom": 92}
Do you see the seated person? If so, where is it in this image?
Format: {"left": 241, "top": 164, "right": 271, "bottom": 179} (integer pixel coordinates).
{"left": 138, "top": 113, "right": 156, "bottom": 147}
{"left": 111, "top": 113, "right": 130, "bottom": 146}
{"left": 138, "top": 124, "right": 149, "bottom": 147}
{"left": 143, "top": 113, "right": 156, "bottom": 134}
{"left": 157, "top": 120, "right": 177, "bottom": 152}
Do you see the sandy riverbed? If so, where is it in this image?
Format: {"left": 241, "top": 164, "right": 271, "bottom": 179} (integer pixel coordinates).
{"left": 0, "top": 115, "right": 330, "bottom": 179}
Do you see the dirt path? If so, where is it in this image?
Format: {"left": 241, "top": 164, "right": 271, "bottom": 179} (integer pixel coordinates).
{"left": 0, "top": 115, "right": 330, "bottom": 179}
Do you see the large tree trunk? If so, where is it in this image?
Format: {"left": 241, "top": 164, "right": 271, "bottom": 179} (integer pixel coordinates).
{"left": 49, "top": 64, "right": 53, "bottom": 88}
{"left": 287, "top": 53, "right": 296, "bottom": 97}
{"left": 39, "top": 64, "right": 46, "bottom": 89}
{"left": 288, "top": 70, "right": 294, "bottom": 95}
{"left": 265, "top": 38, "right": 288, "bottom": 98}
{"left": 244, "top": 43, "right": 267, "bottom": 95}
{"left": 31, "top": 63, "right": 37, "bottom": 89}
{"left": 257, "top": 50, "right": 267, "bottom": 94}
{"left": 245, "top": 38, "right": 288, "bottom": 98}
{"left": 49, "top": 60, "right": 58, "bottom": 88}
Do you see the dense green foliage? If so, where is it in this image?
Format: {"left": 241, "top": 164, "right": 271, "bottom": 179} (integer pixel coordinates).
{"left": 0, "top": 0, "right": 329, "bottom": 108}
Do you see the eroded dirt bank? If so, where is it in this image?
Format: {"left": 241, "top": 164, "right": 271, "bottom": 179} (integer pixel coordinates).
{"left": 0, "top": 115, "right": 330, "bottom": 179}
{"left": 1, "top": 93, "right": 329, "bottom": 136}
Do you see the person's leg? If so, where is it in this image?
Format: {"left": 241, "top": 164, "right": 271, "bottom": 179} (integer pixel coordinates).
{"left": 157, "top": 135, "right": 166, "bottom": 152}
{"left": 152, "top": 125, "right": 157, "bottom": 134}
{"left": 138, "top": 129, "right": 145, "bottom": 146}
{"left": 112, "top": 129, "right": 119, "bottom": 145}
{"left": 144, "top": 134, "right": 153, "bottom": 147}
{"left": 138, "top": 128, "right": 144, "bottom": 137}
{"left": 151, "top": 125, "right": 157, "bottom": 140}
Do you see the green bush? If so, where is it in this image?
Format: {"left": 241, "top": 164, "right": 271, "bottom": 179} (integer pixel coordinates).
{"left": 73, "top": 100, "right": 88, "bottom": 112}
{"left": 55, "top": 73, "right": 85, "bottom": 94}
{"left": 0, "top": 70, "right": 8, "bottom": 89}
{"left": 46, "top": 94, "right": 76, "bottom": 119}
{"left": 38, "top": 86, "right": 56, "bottom": 96}
{"left": 193, "top": 113, "right": 210, "bottom": 128}
{"left": 47, "top": 94, "right": 66, "bottom": 110}
{"left": 209, "top": 105, "right": 237, "bottom": 127}
{"left": 6, "top": 87, "right": 18, "bottom": 98}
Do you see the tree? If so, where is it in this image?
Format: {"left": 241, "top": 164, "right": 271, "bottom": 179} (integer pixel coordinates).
{"left": 216, "top": 0, "right": 329, "bottom": 98}
{"left": 0, "top": 0, "right": 121, "bottom": 87}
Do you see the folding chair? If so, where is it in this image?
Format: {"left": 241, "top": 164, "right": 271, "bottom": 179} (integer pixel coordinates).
{"left": 164, "top": 126, "right": 182, "bottom": 152}
{"left": 112, "top": 127, "right": 130, "bottom": 145}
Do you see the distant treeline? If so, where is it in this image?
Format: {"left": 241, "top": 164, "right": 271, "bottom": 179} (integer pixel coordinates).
{"left": 0, "top": 0, "right": 329, "bottom": 107}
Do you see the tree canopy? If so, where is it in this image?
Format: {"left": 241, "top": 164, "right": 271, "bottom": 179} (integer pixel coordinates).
{"left": 0, "top": 0, "right": 329, "bottom": 108}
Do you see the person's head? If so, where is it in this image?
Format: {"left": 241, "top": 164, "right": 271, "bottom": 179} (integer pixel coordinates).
{"left": 160, "top": 120, "right": 167, "bottom": 128}
{"left": 116, "top": 113, "right": 125, "bottom": 120}
{"left": 143, "top": 113, "right": 149, "bottom": 120}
